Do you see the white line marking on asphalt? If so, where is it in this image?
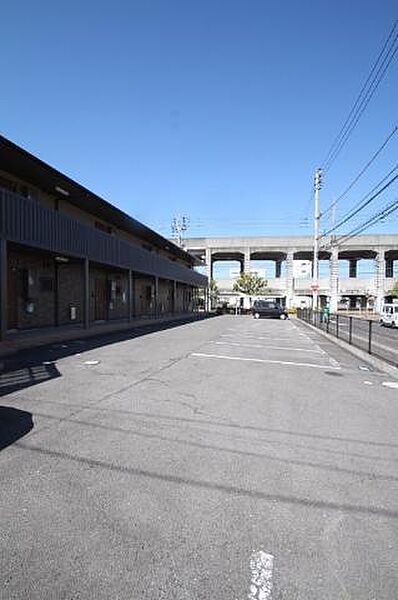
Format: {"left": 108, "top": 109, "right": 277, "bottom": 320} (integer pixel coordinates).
{"left": 328, "top": 355, "right": 341, "bottom": 368}
{"left": 382, "top": 381, "right": 398, "bottom": 389}
{"left": 220, "top": 334, "right": 311, "bottom": 344}
{"left": 248, "top": 550, "right": 274, "bottom": 600}
{"left": 291, "top": 321, "right": 340, "bottom": 367}
{"left": 191, "top": 353, "right": 341, "bottom": 370}
{"left": 84, "top": 360, "right": 100, "bottom": 366}
{"left": 214, "top": 341, "right": 324, "bottom": 354}
{"left": 363, "top": 381, "right": 373, "bottom": 385}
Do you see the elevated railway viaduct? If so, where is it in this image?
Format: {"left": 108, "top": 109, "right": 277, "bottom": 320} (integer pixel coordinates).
{"left": 184, "top": 235, "right": 398, "bottom": 311}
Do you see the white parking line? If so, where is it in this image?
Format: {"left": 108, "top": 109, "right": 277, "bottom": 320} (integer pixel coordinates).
{"left": 220, "top": 334, "right": 312, "bottom": 344}
{"left": 247, "top": 550, "right": 274, "bottom": 600}
{"left": 214, "top": 341, "right": 325, "bottom": 354}
{"left": 191, "top": 353, "right": 340, "bottom": 370}
{"left": 382, "top": 381, "right": 398, "bottom": 389}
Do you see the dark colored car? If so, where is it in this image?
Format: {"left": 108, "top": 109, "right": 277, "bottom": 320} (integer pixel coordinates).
{"left": 251, "top": 300, "right": 288, "bottom": 320}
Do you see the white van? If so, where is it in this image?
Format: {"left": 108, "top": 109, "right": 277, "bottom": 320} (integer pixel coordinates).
{"left": 380, "top": 303, "right": 398, "bottom": 327}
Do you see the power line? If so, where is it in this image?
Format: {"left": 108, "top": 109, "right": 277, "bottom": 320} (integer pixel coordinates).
{"left": 154, "top": 216, "right": 310, "bottom": 230}
{"left": 321, "top": 19, "right": 398, "bottom": 174}
{"left": 322, "top": 19, "right": 398, "bottom": 173}
{"left": 335, "top": 198, "right": 398, "bottom": 245}
{"left": 319, "top": 164, "right": 398, "bottom": 239}
{"left": 336, "top": 163, "right": 398, "bottom": 219}
{"left": 320, "top": 124, "right": 398, "bottom": 218}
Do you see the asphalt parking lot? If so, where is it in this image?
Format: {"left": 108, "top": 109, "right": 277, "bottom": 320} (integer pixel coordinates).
{"left": 1, "top": 315, "right": 398, "bottom": 599}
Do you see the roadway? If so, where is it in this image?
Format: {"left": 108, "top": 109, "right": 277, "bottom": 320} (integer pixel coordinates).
{"left": 325, "top": 314, "right": 398, "bottom": 364}
{"left": 1, "top": 316, "right": 397, "bottom": 599}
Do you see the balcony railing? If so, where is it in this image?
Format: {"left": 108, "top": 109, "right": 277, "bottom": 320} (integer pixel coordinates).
{"left": 0, "top": 188, "right": 207, "bottom": 287}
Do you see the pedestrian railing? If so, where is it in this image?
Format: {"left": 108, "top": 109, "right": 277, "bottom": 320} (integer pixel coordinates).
{"left": 297, "top": 308, "right": 398, "bottom": 367}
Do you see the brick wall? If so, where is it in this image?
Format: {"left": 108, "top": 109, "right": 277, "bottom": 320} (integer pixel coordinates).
{"left": 57, "top": 263, "right": 84, "bottom": 325}
{"left": 108, "top": 272, "right": 129, "bottom": 320}
{"left": 8, "top": 249, "right": 56, "bottom": 329}
{"left": 7, "top": 246, "right": 195, "bottom": 333}
{"left": 175, "top": 283, "right": 193, "bottom": 313}
{"left": 89, "top": 267, "right": 129, "bottom": 322}
{"left": 134, "top": 276, "right": 155, "bottom": 317}
{"left": 158, "top": 279, "right": 173, "bottom": 315}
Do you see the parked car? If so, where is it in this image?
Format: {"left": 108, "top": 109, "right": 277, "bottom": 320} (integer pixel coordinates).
{"left": 251, "top": 300, "right": 288, "bottom": 319}
{"left": 380, "top": 303, "right": 398, "bottom": 327}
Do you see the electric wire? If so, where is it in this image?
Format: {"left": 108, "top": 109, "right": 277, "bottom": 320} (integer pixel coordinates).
{"left": 319, "top": 164, "right": 398, "bottom": 239}
{"left": 320, "top": 124, "right": 398, "bottom": 217}
{"left": 321, "top": 19, "right": 398, "bottom": 174}
{"left": 335, "top": 198, "right": 398, "bottom": 245}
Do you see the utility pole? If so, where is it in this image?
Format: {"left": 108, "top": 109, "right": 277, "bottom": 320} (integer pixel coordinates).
{"left": 171, "top": 215, "right": 190, "bottom": 248}
{"left": 330, "top": 198, "right": 337, "bottom": 240}
{"left": 312, "top": 168, "right": 322, "bottom": 309}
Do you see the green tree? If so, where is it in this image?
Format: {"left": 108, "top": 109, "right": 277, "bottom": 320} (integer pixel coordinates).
{"left": 388, "top": 281, "right": 398, "bottom": 298}
{"left": 209, "top": 278, "right": 219, "bottom": 306}
{"left": 233, "top": 272, "right": 268, "bottom": 296}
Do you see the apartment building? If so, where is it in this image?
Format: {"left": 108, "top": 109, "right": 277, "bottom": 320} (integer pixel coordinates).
{"left": 0, "top": 135, "right": 207, "bottom": 351}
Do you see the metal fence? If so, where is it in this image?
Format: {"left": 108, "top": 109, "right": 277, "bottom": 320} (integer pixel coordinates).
{"left": 0, "top": 188, "right": 207, "bottom": 288}
{"left": 297, "top": 308, "right": 398, "bottom": 367}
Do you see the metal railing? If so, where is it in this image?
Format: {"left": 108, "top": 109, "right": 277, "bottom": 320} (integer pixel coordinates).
{"left": 0, "top": 188, "right": 207, "bottom": 288}
{"left": 297, "top": 308, "right": 398, "bottom": 367}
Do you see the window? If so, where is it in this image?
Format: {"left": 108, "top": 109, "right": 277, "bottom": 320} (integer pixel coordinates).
{"left": 254, "top": 300, "right": 276, "bottom": 309}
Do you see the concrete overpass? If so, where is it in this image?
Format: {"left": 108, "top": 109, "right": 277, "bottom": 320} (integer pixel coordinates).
{"left": 184, "top": 235, "right": 398, "bottom": 312}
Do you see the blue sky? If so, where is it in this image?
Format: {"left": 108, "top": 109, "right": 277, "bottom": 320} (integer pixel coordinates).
{"left": 1, "top": 0, "right": 397, "bottom": 252}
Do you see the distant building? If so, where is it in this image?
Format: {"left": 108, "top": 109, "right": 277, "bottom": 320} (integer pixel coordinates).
{"left": 293, "top": 260, "right": 311, "bottom": 278}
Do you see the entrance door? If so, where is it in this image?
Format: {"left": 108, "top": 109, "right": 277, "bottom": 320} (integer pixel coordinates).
{"left": 7, "top": 265, "right": 19, "bottom": 329}
{"left": 94, "top": 278, "right": 108, "bottom": 321}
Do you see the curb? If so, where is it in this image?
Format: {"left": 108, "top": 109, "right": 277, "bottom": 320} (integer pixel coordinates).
{"left": 298, "top": 318, "right": 398, "bottom": 380}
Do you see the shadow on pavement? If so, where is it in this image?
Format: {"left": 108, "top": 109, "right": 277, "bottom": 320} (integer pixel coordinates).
{"left": 0, "top": 363, "right": 61, "bottom": 397}
{"left": 0, "top": 406, "right": 33, "bottom": 450}
{"left": 0, "top": 315, "right": 216, "bottom": 398}
{"left": 15, "top": 440, "right": 398, "bottom": 520}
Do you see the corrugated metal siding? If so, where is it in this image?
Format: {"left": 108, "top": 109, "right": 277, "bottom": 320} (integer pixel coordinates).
{"left": 0, "top": 189, "right": 207, "bottom": 287}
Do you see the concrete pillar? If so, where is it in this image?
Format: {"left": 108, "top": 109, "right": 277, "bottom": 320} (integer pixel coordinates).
{"left": 285, "top": 250, "right": 294, "bottom": 308}
{"left": 375, "top": 250, "right": 385, "bottom": 313}
{"left": 243, "top": 248, "right": 251, "bottom": 273}
{"left": 385, "top": 258, "right": 394, "bottom": 278}
{"left": 54, "top": 261, "right": 59, "bottom": 326}
{"left": 173, "top": 280, "right": 177, "bottom": 313}
{"left": 83, "top": 257, "right": 90, "bottom": 329}
{"left": 192, "top": 287, "right": 196, "bottom": 313}
{"left": 205, "top": 248, "right": 213, "bottom": 281}
{"left": 349, "top": 259, "right": 357, "bottom": 278}
{"left": 154, "top": 276, "right": 159, "bottom": 317}
{"left": 329, "top": 248, "right": 339, "bottom": 314}
{"left": 0, "top": 238, "right": 7, "bottom": 340}
{"left": 128, "top": 270, "right": 134, "bottom": 321}
{"left": 275, "top": 260, "right": 282, "bottom": 278}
